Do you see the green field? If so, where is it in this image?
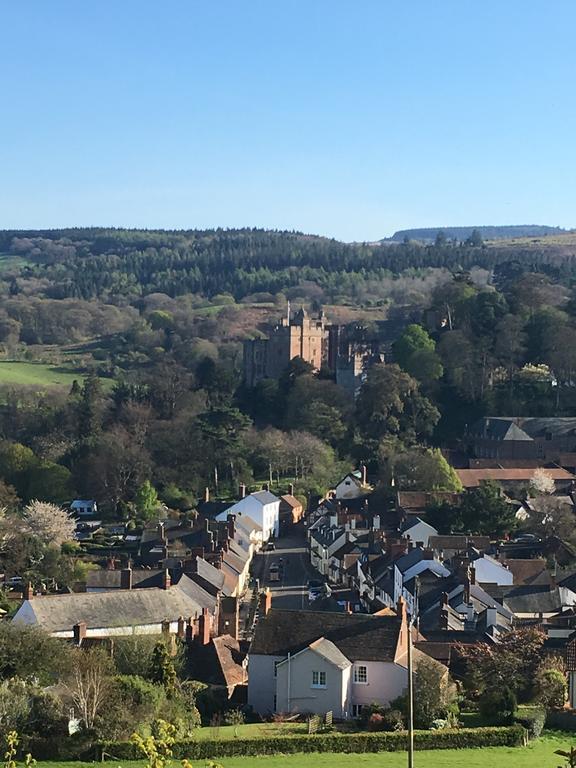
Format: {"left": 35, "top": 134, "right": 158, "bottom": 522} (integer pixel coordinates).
{"left": 32, "top": 733, "right": 576, "bottom": 768}
{"left": 0, "top": 361, "right": 103, "bottom": 390}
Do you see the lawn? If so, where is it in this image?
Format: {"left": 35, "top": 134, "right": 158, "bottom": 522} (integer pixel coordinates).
{"left": 33, "top": 733, "right": 576, "bottom": 768}
{"left": 0, "top": 361, "right": 109, "bottom": 390}
{"left": 192, "top": 722, "right": 306, "bottom": 740}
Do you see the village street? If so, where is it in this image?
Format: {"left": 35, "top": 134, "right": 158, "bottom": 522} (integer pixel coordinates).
{"left": 251, "top": 523, "right": 322, "bottom": 610}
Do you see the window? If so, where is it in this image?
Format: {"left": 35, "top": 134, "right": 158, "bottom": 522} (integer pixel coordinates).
{"left": 352, "top": 704, "right": 363, "bottom": 717}
{"left": 354, "top": 665, "right": 368, "bottom": 684}
{"left": 311, "top": 670, "right": 326, "bottom": 688}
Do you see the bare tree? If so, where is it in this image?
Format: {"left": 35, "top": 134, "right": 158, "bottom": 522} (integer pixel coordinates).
{"left": 22, "top": 500, "right": 76, "bottom": 547}
{"left": 64, "top": 649, "right": 113, "bottom": 730}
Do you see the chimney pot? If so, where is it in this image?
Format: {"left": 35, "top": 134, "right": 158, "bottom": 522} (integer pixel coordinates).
{"left": 161, "top": 619, "right": 171, "bottom": 636}
{"left": 22, "top": 582, "right": 33, "bottom": 601}
{"left": 239, "top": 484, "right": 246, "bottom": 499}
{"left": 177, "top": 616, "right": 186, "bottom": 639}
{"left": 162, "top": 569, "right": 171, "bottom": 590}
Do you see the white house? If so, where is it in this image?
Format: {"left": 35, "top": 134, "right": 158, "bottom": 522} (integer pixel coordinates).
{"left": 217, "top": 491, "right": 280, "bottom": 541}
{"left": 400, "top": 518, "right": 438, "bottom": 548}
{"left": 393, "top": 547, "right": 451, "bottom": 615}
{"left": 247, "top": 603, "right": 443, "bottom": 718}
{"left": 309, "top": 522, "right": 351, "bottom": 577}
{"left": 11, "top": 575, "right": 216, "bottom": 640}
{"left": 334, "top": 469, "right": 372, "bottom": 501}
{"left": 70, "top": 499, "right": 98, "bottom": 517}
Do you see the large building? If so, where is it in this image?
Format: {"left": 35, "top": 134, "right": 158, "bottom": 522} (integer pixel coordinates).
{"left": 243, "top": 308, "right": 383, "bottom": 395}
{"left": 243, "top": 307, "right": 326, "bottom": 387}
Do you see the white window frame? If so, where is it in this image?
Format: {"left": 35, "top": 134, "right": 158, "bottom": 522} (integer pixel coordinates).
{"left": 353, "top": 664, "right": 368, "bottom": 684}
{"left": 311, "top": 670, "right": 327, "bottom": 688}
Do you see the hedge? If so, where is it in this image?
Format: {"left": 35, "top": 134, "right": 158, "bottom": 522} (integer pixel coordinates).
{"left": 100, "top": 726, "right": 526, "bottom": 760}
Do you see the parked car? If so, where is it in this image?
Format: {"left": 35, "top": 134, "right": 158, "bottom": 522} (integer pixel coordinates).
{"left": 4, "top": 576, "right": 24, "bottom": 587}
{"left": 308, "top": 580, "right": 331, "bottom": 601}
{"left": 269, "top": 563, "right": 281, "bottom": 582}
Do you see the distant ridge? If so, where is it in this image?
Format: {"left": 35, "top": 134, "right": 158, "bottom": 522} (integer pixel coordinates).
{"left": 387, "top": 225, "right": 567, "bottom": 243}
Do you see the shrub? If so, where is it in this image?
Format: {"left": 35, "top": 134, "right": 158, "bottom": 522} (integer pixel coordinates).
{"left": 223, "top": 709, "right": 245, "bottom": 726}
{"left": 479, "top": 686, "right": 517, "bottom": 725}
{"left": 367, "top": 709, "right": 404, "bottom": 732}
{"left": 515, "top": 707, "right": 546, "bottom": 740}
{"left": 534, "top": 668, "right": 567, "bottom": 709}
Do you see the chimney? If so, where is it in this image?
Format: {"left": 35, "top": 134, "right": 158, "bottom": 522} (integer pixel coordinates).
{"left": 350, "top": 517, "right": 356, "bottom": 530}
{"left": 289, "top": 483, "right": 294, "bottom": 496}
{"left": 22, "top": 582, "right": 33, "bottom": 601}
{"left": 262, "top": 482, "right": 270, "bottom": 492}
{"left": 407, "top": 541, "right": 413, "bottom": 551}
{"left": 162, "top": 569, "right": 171, "bottom": 590}
{"left": 239, "top": 483, "right": 247, "bottom": 499}
{"left": 212, "top": 553, "right": 222, "bottom": 570}
{"left": 185, "top": 616, "right": 195, "bottom": 644}
{"left": 161, "top": 619, "right": 171, "bottom": 637}
{"left": 204, "top": 487, "right": 210, "bottom": 503}
{"left": 120, "top": 566, "right": 133, "bottom": 590}
{"left": 423, "top": 549, "right": 434, "bottom": 560}
{"left": 198, "top": 607, "right": 211, "bottom": 645}
{"left": 227, "top": 514, "right": 235, "bottom": 541}
{"left": 157, "top": 521, "right": 166, "bottom": 541}
{"left": 486, "top": 607, "right": 497, "bottom": 628}
{"left": 73, "top": 621, "right": 87, "bottom": 646}
{"left": 469, "top": 565, "right": 476, "bottom": 585}
{"left": 177, "top": 616, "right": 186, "bottom": 639}
{"left": 259, "top": 589, "right": 272, "bottom": 617}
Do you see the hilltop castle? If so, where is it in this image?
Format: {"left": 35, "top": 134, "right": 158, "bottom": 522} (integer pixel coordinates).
{"left": 243, "top": 307, "right": 383, "bottom": 395}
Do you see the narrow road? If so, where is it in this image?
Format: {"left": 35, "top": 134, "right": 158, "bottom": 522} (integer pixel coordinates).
{"left": 252, "top": 523, "right": 323, "bottom": 610}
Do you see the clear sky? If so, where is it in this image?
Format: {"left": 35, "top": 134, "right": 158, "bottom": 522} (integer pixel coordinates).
{"left": 1, "top": 1, "right": 575, "bottom": 241}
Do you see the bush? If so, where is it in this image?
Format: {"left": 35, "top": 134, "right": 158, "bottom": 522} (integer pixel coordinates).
{"left": 534, "top": 668, "right": 567, "bottom": 709}
{"left": 100, "top": 726, "right": 526, "bottom": 760}
{"left": 515, "top": 707, "right": 546, "bottom": 740}
{"left": 479, "top": 686, "right": 517, "bottom": 725}
{"left": 223, "top": 709, "right": 245, "bottom": 726}
{"left": 367, "top": 709, "right": 404, "bottom": 732}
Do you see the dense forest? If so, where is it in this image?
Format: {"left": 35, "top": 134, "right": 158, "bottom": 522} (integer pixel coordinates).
{"left": 0, "top": 227, "right": 575, "bottom": 528}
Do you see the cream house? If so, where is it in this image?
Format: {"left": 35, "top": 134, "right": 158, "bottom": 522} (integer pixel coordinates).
{"left": 247, "top": 602, "right": 439, "bottom": 718}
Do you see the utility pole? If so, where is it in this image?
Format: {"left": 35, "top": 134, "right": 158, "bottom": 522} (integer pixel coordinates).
{"left": 407, "top": 613, "right": 414, "bottom": 768}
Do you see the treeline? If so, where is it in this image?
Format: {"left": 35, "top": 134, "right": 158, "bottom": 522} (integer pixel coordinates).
{"left": 2, "top": 227, "right": 575, "bottom": 303}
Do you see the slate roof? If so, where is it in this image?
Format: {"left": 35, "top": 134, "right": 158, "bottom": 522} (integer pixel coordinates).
{"left": 246, "top": 490, "right": 279, "bottom": 505}
{"left": 500, "top": 585, "right": 563, "bottom": 615}
{"left": 401, "top": 517, "right": 437, "bottom": 534}
{"left": 470, "top": 417, "right": 532, "bottom": 441}
{"left": 305, "top": 637, "right": 352, "bottom": 669}
{"left": 429, "top": 535, "right": 491, "bottom": 553}
{"left": 13, "top": 575, "right": 215, "bottom": 634}
{"left": 86, "top": 569, "right": 164, "bottom": 590}
{"left": 249, "top": 609, "right": 402, "bottom": 662}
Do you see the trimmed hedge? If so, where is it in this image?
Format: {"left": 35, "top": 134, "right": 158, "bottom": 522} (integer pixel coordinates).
{"left": 101, "top": 726, "right": 526, "bottom": 760}
{"left": 515, "top": 708, "right": 546, "bottom": 740}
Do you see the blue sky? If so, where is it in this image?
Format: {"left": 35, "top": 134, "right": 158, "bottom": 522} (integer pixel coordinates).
{"left": 1, "top": 1, "right": 575, "bottom": 241}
